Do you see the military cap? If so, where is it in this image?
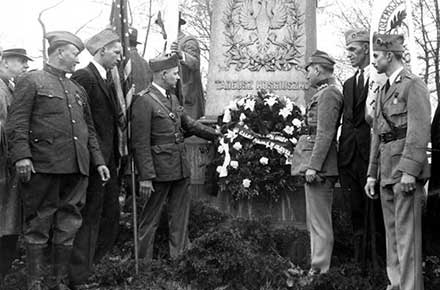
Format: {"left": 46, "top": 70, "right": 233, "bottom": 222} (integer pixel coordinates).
{"left": 129, "top": 27, "right": 141, "bottom": 46}
{"left": 86, "top": 28, "right": 120, "bottom": 55}
{"left": 45, "top": 31, "right": 85, "bottom": 52}
{"left": 373, "top": 33, "right": 405, "bottom": 52}
{"left": 345, "top": 29, "right": 369, "bottom": 46}
{"left": 305, "top": 50, "right": 335, "bottom": 70}
{"left": 149, "top": 54, "right": 179, "bottom": 72}
{"left": 2, "top": 48, "right": 33, "bottom": 61}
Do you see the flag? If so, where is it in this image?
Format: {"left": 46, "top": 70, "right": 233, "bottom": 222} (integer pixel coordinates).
{"left": 366, "top": 0, "right": 418, "bottom": 121}
{"left": 110, "top": 0, "right": 134, "bottom": 156}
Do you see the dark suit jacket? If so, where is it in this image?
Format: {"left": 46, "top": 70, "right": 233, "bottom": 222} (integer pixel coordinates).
{"left": 338, "top": 74, "right": 371, "bottom": 167}
{"left": 131, "top": 84, "right": 217, "bottom": 182}
{"left": 429, "top": 104, "right": 440, "bottom": 194}
{"left": 71, "top": 63, "right": 121, "bottom": 165}
{"left": 178, "top": 33, "right": 205, "bottom": 120}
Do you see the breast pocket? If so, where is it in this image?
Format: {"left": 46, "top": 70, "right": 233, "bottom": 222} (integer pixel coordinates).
{"left": 35, "top": 87, "right": 65, "bottom": 115}
{"left": 388, "top": 101, "right": 407, "bottom": 128}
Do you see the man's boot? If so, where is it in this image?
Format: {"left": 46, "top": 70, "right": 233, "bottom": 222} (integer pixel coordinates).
{"left": 26, "top": 243, "right": 46, "bottom": 290}
{"left": 50, "top": 244, "right": 72, "bottom": 290}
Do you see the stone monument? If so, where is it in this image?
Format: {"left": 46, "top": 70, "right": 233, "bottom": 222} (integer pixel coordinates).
{"left": 205, "top": 0, "right": 317, "bottom": 118}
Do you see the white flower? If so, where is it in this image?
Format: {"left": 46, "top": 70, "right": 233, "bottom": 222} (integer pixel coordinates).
{"left": 290, "top": 137, "right": 298, "bottom": 145}
{"left": 216, "top": 166, "right": 228, "bottom": 177}
{"left": 226, "top": 100, "right": 238, "bottom": 111}
{"left": 236, "top": 97, "right": 246, "bottom": 107}
{"left": 232, "top": 142, "right": 242, "bottom": 151}
{"left": 239, "top": 113, "right": 247, "bottom": 121}
{"left": 283, "top": 125, "right": 295, "bottom": 135}
{"left": 226, "top": 129, "right": 238, "bottom": 142}
{"left": 299, "top": 105, "right": 306, "bottom": 115}
{"left": 279, "top": 107, "right": 292, "bottom": 119}
{"left": 292, "top": 118, "right": 302, "bottom": 128}
{"left": 259, "top": 157, "right": 269, "bottom": 165}
{"left": 285, "top": 98, "right": 294, "bottom": 111}
{"left": 242, "top": 178, "right": 251, "bottom": 188}
{"left": 217, "top": 144, "right": 225, "bottom": 154}
{"left": 244, "top": 98, "right": 256, "bottom": 111}
{"left": 264, "top": 96, "right": 278, "bottom": 108}
{"left": 230, "top": 160, "right": 239, "bottom": 169}
{"left": 222, "top": 109, "right": 232, "bottom": 123}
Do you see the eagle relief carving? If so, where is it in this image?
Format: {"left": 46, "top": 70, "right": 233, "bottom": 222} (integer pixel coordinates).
{"left": 222, "top": 0, "right": 304, "bottom": 72}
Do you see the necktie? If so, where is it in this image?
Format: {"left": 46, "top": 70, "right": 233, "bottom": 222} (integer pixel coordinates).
{"left": 106, "top": 70, "right": 113, "bottom": 87}
{"left": 385, "top": 79, "right": 391, "bottom": 94}
{"left": 357, "top": 69, "right": 364, "bottom": 93}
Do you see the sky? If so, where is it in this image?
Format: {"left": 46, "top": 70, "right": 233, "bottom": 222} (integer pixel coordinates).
{"left": 0, "top": 0, "right": 346, "bottom": 70}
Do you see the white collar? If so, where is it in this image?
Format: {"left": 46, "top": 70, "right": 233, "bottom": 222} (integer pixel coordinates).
{"left": 152, "top": 82, "right": 167, "bottom": 97}
{"left": 388, "top": 66, "right": 404, "bottom": 85}
{"left": 91, "top": 59, "right": 107, "bottom": 80}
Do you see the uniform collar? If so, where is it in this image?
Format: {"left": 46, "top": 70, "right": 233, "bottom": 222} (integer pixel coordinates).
{"left": 388, "top": 66, "right": 404, "bottom": 85}
{"left": 152, "top": 82, "right": 167, "bottom": 97}
{"left": 91, "top": 59, "right": 107, "bottom": 80}
{"left": 44, "top": 63, "right": 67, "bottom": 78}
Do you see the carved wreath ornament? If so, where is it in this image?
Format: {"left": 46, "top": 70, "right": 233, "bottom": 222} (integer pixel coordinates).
{"left": 222, "top": 0, "right": 304, "bottom": 72}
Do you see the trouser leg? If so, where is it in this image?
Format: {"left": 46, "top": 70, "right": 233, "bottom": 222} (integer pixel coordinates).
{"left": 137, "top": 181, "right": 170, "bottom": 262}
{"left": 69, "top": 174, "right": 103, "bottom": 285}
{"left": 0, "top": 234, "right": 19, "bottom": 277}
{"left": 167, "top": 178, "right": 191, "bottom": 258}
{"left": 94, "top": 162, "right": 120, "bottom": 263}
{"left": 380, "top": 185, "right": 400, "bottom": 289}
{"left": 26, "top": 243, "right": 46, "bottom": 290}
{"left": 305, "top": 178, "right": 334, "bottom": 273}
{"left": 394, "top": 182, "right": 424, "bottom": 290}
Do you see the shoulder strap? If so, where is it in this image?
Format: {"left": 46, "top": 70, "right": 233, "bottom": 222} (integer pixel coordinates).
{"left": 149, "top": 93, "right": 176, "bottom": 122}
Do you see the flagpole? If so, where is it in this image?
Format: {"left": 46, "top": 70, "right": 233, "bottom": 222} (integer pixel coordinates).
{"left": 118, "top": 0, "right": 140, "bottom": 275}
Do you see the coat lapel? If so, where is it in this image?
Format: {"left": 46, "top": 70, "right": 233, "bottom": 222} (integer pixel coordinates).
{"left": 149, "top": 85, "right": 173, "bottom": 112}
{"left": 88, "top": 63, "right": 112, "bottom": 101}
{"left": 345, "top": 75, "right": 355, "bottom": 119}
{"left": 383, "top": 69, "right": 408, "bottom": 103}
{"left": 354, "top": 78, "right": 369, "bottom": 110}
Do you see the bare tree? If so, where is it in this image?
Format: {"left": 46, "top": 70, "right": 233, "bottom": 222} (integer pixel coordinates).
{"left": 38, "top": 0, "right": 65, "bottom": 63}
{"left": 180, "top": 0, "right": 213, "bottom": 62}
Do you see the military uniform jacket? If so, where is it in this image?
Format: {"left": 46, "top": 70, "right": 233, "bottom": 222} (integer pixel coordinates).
{"left": 291, "top": 78, "right": 343, "bottom": 176}
{"left": 338, "top": 73, "right": 371, "bottom": 167}
{"left": 367, "top": 69, "right": 430, "bottom": 186}
{"left": 131, "top": 84, "right": 217, "bottom": 182}
{"left": 6, "top": 64, "right": 105, "bottom": 176}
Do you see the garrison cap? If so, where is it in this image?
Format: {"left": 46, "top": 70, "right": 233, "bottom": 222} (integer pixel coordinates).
{"left": 2, "top": 48, "right": 33, "bottom": 61}
{"left": 149, "top": 54, "right": 179, "bottom": 72}
{"left": 86, "top": 28, "right": 120, "bottom": 55}
{"left": 345, "top": 29, "right": 369, "bottom": 46}
{"left": 45, "top": 31, "right": 85, "bottom": 52}
{"left": 305, "top": 50, "right": 335, "bottom": 70}
{"left": 373, "top": 33, "right": 405, "bottom": 52}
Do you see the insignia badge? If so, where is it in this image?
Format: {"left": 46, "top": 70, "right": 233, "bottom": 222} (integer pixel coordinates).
{"left": 393, "top": 97, "right": 398, "bottom": 105}
{"left": 169, "top": 112, "right": 176, "bottom": 120}
{"left": 75, "top": 94, "right": 84, "bottom": 106}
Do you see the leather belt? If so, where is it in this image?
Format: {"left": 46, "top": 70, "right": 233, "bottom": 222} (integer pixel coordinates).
{"left": 379, "top": 127, "right": 407, "bottom": 144}
{"left": 151, "top": 133, "right": 185, "bottom": 146}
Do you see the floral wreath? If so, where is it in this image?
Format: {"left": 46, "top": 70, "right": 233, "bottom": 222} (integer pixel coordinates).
{"left": 214, "top": 90, "right": 306, "bottom": 202}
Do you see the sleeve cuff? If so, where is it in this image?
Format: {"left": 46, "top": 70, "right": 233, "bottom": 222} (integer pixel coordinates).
{"left": 397, "top": 157, "right": 423, "bottom": 177}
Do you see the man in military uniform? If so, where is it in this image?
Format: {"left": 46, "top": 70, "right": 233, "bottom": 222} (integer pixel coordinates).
{"left": 69, "top": 28, "right": 122, "bottom": 287}
{"left": 338, "top": 30, "right": 383, "bottom": 264}
{"left": 6, "top": 31, "right": 109, "bottom": 290}
{"left": 131, "top": 54, "right": 218, "bottom": 265}
{"left": 291, "top": 50, "right": 343, "bottom": 274}
{"left": 170, "top": 16, "right": 205, "bottom": 119}
{"left": 0, "top": 48, "right": 32, "bottom": 285}
{"left": 365, "top": 34, "right": 430, "bottom": 290}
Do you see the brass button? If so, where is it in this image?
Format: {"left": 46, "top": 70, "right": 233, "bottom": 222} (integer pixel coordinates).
{"left": 73, "top": 136, "right": 78, "bottom": 140}
{"left": 72, "top": 120, "right": 76, "bottom": 124}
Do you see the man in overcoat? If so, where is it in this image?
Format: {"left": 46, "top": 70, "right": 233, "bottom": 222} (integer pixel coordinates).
{"left": 0, "top": 48, "right": 31, "bottom": 284}
{"left": 6, "top": 31, "right": 109, "bottom": 290}
{"left": 365, "top": 34, "right": 430, "bottom": 290}
{"left": 338, "top": 30, "right": 383, "bottom": 263}
{"left": 131, "top": 54, "right": 218, "bottom": 265}
{"left": 292, "top": 50, "right": 343, "bottom": 274}
{"left": 69, "top": 28, "right": 123, "bottom": 287}
{"left": 171, "top": 17, "right": 205, "bottom": 119}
